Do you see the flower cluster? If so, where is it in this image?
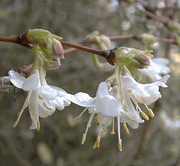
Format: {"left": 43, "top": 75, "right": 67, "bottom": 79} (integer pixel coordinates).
{"left": 65, "top": 72, "right": 169, "bottom": 151}
{"left": 5, "top": 29, "right": 170, "bottom": 151}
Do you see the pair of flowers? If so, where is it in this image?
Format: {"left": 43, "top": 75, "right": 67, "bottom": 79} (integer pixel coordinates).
{"left": 8, "top": 63, "right": 169, "bottom": 151}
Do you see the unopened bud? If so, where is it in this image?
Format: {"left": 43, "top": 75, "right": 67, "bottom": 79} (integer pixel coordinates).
{"left": 142, "top": 33, "right": 156, "bottom": 45}
{"left": 100, "top": 35, "right": 111, "bottom": 49}
{"left": 116, "top": 47, "right": 133, "bottom": 66}
{"left": 27, "top": 29, "right": 50, "bottom": 44}
{"left": 53, "top": 39, "right": 64, "bottom": 59}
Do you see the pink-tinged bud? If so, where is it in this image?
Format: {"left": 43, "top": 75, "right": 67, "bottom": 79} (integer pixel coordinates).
{"left": 137, "top": 53, "right": 150, "bottom": 66}
{"left": 53, "top": 39, "right": 64, "bottom": 59}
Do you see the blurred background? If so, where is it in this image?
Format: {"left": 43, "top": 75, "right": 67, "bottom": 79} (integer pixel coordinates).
{"left": 0, "top": 0, "right": 180, "bottom": 165}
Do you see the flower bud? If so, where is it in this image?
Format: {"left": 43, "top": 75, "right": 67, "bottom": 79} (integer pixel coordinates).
{"left": 86, "top": 31, "right": 100, "bottom": 42}
{"left": 27, "top": 29, "right": 50, "bottom": 44}
{"left": 53, "top": 39, "right": 64, "bottom": 59}
{"left": 168, "top": 22, "right": 180, "bottom": 32}
{"left": 142, "top": 33, "right": 156, "bottom": 45}
{"left": 100, "top": 35, "right": 111, "bottom": 49}
{"left": 115, "top": 47, "right": 133, "bottom": 66}
{"left": 116, "top": 47, "right": 152, "bottom": 69}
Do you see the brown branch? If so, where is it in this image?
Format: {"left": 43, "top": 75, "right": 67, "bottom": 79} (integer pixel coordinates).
{"left": 61, "top": 41, "right": 108, "bottom": 58}
{"left": 0, "top": 30, "right": 33, "bottom": 49}
{"left": 132, "top": 3, "right": 171, "bottom": 23}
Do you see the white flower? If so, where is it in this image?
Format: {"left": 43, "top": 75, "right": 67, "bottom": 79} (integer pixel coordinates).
{"left": 121, "top": 74, "right": 170, "bottom": 105}
{"left": 66, "top": 82, "right": 125, "bottom": 151}
{"left": 120, "top": 74, "right": 169, "bottom": 125}
{"left": 8, "top": 69, "right": 70, "bottom": 130}
{"left": 139, "top": 58, "right": 170, "bottom": 81}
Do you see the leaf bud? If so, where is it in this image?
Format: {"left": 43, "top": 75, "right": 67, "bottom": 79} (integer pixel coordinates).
{"left": 142, "top": 33, "right": 156, "bottom": 45}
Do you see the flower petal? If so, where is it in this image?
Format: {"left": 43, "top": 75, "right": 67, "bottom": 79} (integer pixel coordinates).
{"left": 96, "top": 82, "right": 109, "bottom": 99}
{"left": 29, "top": 90, "right": 39, "bottom": 130}
{"left": 38, "top": 100, "right": 56, "bottom": 118}
{"left": 22, "top": 74, "right": 40, "bottom": 91}
{"left": 65, "top": 92, "right": 95, "bottom": 107}
{"left": 96, "top": 95, "right": 119, "bottom": 116}
{"left": 38, "top": 85, "right": 58, "bottom": 100}
{"left": 8, "top": 70, "right": 26, "bottom": 89}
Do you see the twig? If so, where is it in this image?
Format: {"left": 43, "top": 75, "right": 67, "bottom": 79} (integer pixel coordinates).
{"left": 132, "top": 3, "right": 171, "bottom": 23}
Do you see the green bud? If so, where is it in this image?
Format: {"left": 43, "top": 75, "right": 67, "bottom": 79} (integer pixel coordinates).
{"left": 168, "top": 22, "right": 180, "bottom": 32}
{"left": 142, "top": 33, "right": 156, "bottom": 45}
{"left": 116, "top": 47, "right": 152, "bottom": 68}
{"left": 86, "top": 31, "right": 100, "bottom": 42}
{"left": 100, "top": 35, "right": 111, "bottom": 49}
{"left": 27, "top": 29, "right": 63, "bottom": 58}
{"left": 116, "top": 47, "right": 133, "bottom": 66}
{"left": 27, "top": 29, "right": 50, "bottom": 42}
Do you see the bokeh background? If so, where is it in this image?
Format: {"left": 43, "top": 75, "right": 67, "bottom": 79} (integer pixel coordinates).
{"left": 0, "top": 0, "right": 180, "bottom": 165}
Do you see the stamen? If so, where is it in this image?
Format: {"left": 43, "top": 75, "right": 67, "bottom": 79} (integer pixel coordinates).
{"left": 117, "top": 115, "right": 122, "bottom": 151}
{"left": 141, "top": 111, "right": 149, "bottom": 121}
{"left": 111, "top": 118, "right": 115, "bottom": 135}
{"left": 123, "top": 123, "right": 130, "bottom": 134}
{"left": 118, "top": 139, "right": 122, "bottom": 151}
{"left": 93, "top": 135, "right": 101, "bottom": 149}
{"left": 135, "top": 97, "right": 143, "bottom": 103}
{"left": 122, "top": 99, "right": 126, "bottom": 106}
{"left": 82, "top": 112, "right": 95, "bottom": 144}
{"left": 81, "top": 133, "right": 86, "bottom": 145}
{"left": 74, "top": 108, "right": 88, "bottom": 122}
{"left": 148, "top": 109, "right": 154, "bottom": 118}
{"left": 43, "top": 102, "right": 52, "bottom": 110}
{"left": 127, "top": 88, "right": 132, "bottom": 93}
{"left": 144, "top": 104, "right": 154, "bottom": 118}
{"left": 13, "top": 100, "right": 30, "bottom": 128}
{"left": 95, "top": 115, "right": 99, "bottom": 123}
{"left": 37, "top": 121, "right": 40, "bottom": 131}
{"left": 39, "top": 95, "right": 43, "bottom": 100}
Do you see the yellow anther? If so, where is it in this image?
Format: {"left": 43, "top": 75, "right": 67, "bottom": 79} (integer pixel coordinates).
{"left": 93, "top": 135, "right": 101, "bottom": 149}
{"left": 135, "top": 98, "right": 143, "bottom": 103}
{"left": 73, "top": 114, "right": 82, "bottom": 122}
{"left": 118, "top": 139, "right": 122, "bottom": 151}
{"left": 37, "top": 121, "right": 40, "bottom": 131}
{"left": 95, "top": 115, "right": 99, "bottom": 123}
{"left": 81, "top": 133, "right": 86, "bottom": 145}
{"left": 141, "top": 111, "right": 149, "bottom": 121}
{"left": 123, "top": 123, "right": 130, "bottom": 134}
{"left": 43, "top": 102, "right": 52, "bottom": 110}
{"left": 39, "top": 95, "right": 43, "bottom": 100}
{"left": 122, "top": 99, "right": 126, "bottom": 106}
{"left": 111, "top": 131, "right": 115, "bottom": 135}
{"left": 148, "top": 109, "right": 154, "bottom": 118}
{"left": 127, "top": 89, "right": 132, "bottom": 93}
